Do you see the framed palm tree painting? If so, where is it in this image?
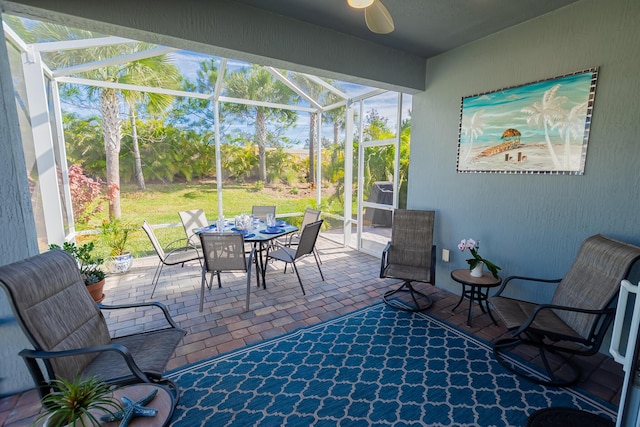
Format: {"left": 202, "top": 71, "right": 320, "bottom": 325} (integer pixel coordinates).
{"left": 456, "top": 68, "right": 598, "bottom": 174}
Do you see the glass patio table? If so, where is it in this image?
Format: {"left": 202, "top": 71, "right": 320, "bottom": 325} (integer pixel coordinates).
{"left": 194, "top": 220, "right": 298, "bottom": 288}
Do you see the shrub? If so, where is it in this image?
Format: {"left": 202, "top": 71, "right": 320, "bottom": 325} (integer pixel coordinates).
{"left": 68, "top": 164, "right": 105, "bottom": 224}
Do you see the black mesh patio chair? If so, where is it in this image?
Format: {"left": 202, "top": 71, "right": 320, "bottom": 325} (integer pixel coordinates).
{"left": 178, "top": 208, "right": 209, "bottom": 247}
{"left": 199, "top": 232, "right": 255, "bottom": 312}
{"left": 491, "top": 234, "right": 640, "bottom": 386}
{"left": 268, "top": 220, "right": 324, "bottom": 295}
{"left": 252, "top": 205, "right": 276, "bottom": 221}
{"left": 142, "top": 220, "right": 202, "bottom": 297}
{"left": 0, "top": 249, "right": 186, "bottom": 401}
{"left": 380, "top": 209, "right": 436, "bottom": 312}
{"left": 283, "top": 208, "right": 323, "bottom": 264}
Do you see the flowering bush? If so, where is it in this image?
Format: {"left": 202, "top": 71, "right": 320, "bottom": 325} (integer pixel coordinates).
{"left": 458, "top": 238, "right": 501, "bottom": 278}
{"left": 68, "top": 164, "right": 105, "bottom": 224}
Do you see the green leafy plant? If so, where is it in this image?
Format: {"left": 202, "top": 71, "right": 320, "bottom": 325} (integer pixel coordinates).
{"left": 49, "top": 242, "right": 106, "bottom": 285}
{"left": 458, "top": 238, "right": 501, "bottom": 279}
{"left": 36, "top": 377, "right": 120, "bottom": 427}
{"left": 99, "top": 219, "right": 136, "bottom": 256}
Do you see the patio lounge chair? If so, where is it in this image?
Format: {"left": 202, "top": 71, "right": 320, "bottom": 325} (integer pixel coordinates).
{"left": 0, "top": 249, "right": 186, "bottom": 400}
{"left": 491, "top": 234, "right": 640, "bottom": 386}
{"left": 142, "top": 221, "right": 202, "bottom": 297}
{"left": 380, "top": 209, "right": 436, "bottom": 312}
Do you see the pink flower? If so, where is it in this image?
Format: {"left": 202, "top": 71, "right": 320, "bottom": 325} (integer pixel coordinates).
{"left": 459, "top": 239, "right": 479, "bottom": 251}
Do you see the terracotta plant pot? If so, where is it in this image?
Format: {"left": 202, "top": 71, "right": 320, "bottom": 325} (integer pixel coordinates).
{"left": 86, "top": 278, "right": 105, "bottom": 303}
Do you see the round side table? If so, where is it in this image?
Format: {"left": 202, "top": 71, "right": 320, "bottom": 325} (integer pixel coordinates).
{"left": 99, "top": 383, "right": 175, "bottom": 427}
{"left": 451, "top": 269, "right": 502, "bottom": 327}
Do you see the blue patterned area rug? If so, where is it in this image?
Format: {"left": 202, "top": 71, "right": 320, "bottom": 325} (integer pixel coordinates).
{"left": 166, "top": 302, "right": 616, "bottom": 426}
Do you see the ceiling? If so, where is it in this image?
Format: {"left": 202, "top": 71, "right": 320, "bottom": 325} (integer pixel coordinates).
{"left": 233, "top": 0, "right": 578, "bottom": 59}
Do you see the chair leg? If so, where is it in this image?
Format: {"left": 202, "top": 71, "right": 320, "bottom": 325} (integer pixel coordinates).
{"left": 245, "top": 268, "right": 252, "bottom": 312}
{"left": 314, "top": 248, "right": 323, "bottom": 264}
{"left": 493, "top": 337, "right": 581, "bottom": 387}
{"left": 199, "top": 266, "right": 207, "bottom": 312}
{"left": 291, "top": 261, "right": 306, "bottom": 295}
{"left": 150, "top": 262, "right": 165, "bottom": 298}
{"left": 383, "top": 280, "right": 433, "bottom": 312}
{"left": 313, "top": 250, "right": 324, "bottom": 280}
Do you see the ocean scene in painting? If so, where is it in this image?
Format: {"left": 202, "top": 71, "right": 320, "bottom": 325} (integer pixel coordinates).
{"left": 457, "top": 70, "right": 597, "bottom": 174}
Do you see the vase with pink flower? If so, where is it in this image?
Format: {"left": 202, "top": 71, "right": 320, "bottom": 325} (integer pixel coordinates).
{"left": 458, "top": 238, "right": 501, "bottom": 279}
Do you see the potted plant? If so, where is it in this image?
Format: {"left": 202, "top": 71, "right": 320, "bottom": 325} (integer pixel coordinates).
{"left": 36, "top": 377, "right": 120, "bottom": 427}
{"left": 100, "top": 219, "right": 136, "bottom": 274}
{"left": 49, "top": 241, "right": 107, "bottom": 303}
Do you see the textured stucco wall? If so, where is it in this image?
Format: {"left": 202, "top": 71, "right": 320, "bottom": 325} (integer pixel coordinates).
{"left": 0, "top": 30, "right": 39, "bottom": 395}
{"left": 409, "top": 0, "right": 640, "bottom": 299}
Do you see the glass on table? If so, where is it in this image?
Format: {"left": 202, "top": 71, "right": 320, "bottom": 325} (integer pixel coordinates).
{"left": 266, "top": 214, "right": 276, "bottom": 228}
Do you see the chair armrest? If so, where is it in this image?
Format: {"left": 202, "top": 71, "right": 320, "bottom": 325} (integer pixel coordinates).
{"left": 165, "top": 238, "right": 196, "bottom": 251}
{"left": 514, "top": 303, "right": 615, "bottom": 337}
{"left": 379, "top": 242, "right": 391, "bottom": 278}
{"left": 493, "top": 275, "right": 562, "bottom": 298}
{"left": 19, "top": 343, "right": 150, "bottom": 383}
{"left": 165, "top": 243, "right": 201, "bottom": 260}
{"left": 98, "top": 301, "right": 184, "bottom": 331}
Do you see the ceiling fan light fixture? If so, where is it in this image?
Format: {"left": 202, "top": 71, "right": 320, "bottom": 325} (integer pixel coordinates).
{"left": 347, "top": 0, "right": 375, "bottom": 9}
{"left": 364, "top": 0, "right": 395, "bottom": 34}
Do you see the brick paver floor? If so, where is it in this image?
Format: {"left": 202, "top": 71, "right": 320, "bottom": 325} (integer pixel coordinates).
{"left": 0, "top": 237, "right": 624, "bottom": 426}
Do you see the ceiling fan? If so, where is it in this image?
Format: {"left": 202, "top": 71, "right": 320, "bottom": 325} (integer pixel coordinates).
{"left": 347, "top": 0, "right": 395, "bottom": 34}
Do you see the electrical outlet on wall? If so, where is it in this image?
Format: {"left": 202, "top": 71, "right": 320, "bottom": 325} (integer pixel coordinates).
{"left": 442, "top": 249, "right": 450, "bottom": 263}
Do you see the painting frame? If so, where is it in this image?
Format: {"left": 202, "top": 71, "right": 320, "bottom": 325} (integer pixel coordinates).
{"left": 456, "top": 68, "right": 599, "bottom": 175}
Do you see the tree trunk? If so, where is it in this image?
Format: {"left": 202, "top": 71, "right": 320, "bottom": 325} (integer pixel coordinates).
{"left": 101, "top": 89, "right": 122, "bottom": 219}
{"left": 129, "top": 104, "right": 146, "bottom": 189}
{"left": 256, "top": 108, "right": 267, "bottom": 182}
{"left": 333, "top": 121, "right": 339, "bottom": 146}
{"left": 308, "top": 112, "right": 317, "bottom": 185}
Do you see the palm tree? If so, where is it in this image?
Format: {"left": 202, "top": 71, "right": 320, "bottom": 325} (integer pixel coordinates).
{"left": 225, "top": 65, "right": 297, "bottom": 182}
{"left": 121, "top": 56, "right": 181, "bottom": 189}
{"left": 521, "top": 84, "right": 567, "bottom": 169}
{"left": 551, "top": 101, "right": 588, "bottom": 169}
{"left": 461, "top": 109, "right": 486, "bottom": 162}
{"left": 322, "top": 92, "right": 347, "bottom": 148}
{"left": 290, "top": 74, "right": 330, "bottom": 185}
{"left": 170, "top": 58, "right": 224, "bottom": 131}
{"left": 26, "top": 22, "right": 180, "bottom": 218}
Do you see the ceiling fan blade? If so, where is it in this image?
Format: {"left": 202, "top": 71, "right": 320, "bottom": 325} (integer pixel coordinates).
{"left": 364, "top": 0, "right": 395, "bottom": 34}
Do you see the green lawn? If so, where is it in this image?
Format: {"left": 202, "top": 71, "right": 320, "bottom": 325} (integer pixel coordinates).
{"left": 79, "top": 181, "right": 323, "bottom": 258}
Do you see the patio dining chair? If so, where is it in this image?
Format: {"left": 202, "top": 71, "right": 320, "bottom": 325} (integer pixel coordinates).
{"left": 252, "top": 205, "right": 276, "bottom": 222}
{"left": 283, "top": 208, "right": 323, "bottom": 264}
{"left": 0, "top": 249, "right": 186, "bottom": 401}
{"left": 199, "top": 232, "right": 255, "bottom": 312}
{"left": 178, "top": 208, "right": 209, "bottom": 247}
{"left": 142, "top": 221, "right": 202, "bottom": 297}
{"left": 491, "top": 234, "right": 640, "bottom": 386}
{"left": 267, "top": 220, "right": 324, "bottom": 295}
{"left": 380, "top": 209, "right": 436, "bottom": 312}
